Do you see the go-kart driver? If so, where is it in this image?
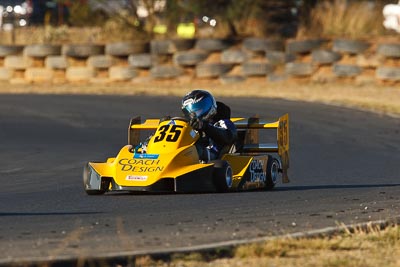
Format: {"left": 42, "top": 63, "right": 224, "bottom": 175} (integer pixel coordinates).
{"left": 181, "top": 89, "right": 237, "bottom": 162}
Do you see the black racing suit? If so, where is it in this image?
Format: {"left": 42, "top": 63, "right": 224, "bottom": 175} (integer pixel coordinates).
{"left": 196, "top": 118, "right": 237, "bottom": 162}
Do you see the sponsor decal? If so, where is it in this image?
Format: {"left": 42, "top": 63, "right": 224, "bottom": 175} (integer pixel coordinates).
{"left": 190, "top": 129, "right": 196, "bottom": 138}
{"left": 134, "top": 153, "right": 159, "bottom": 159}
{"left": 249, "top": 159, "right": 267, "bottom": 182}
{"left": 183, "top": 96, "right": 203, "bottom": 107}
{"left": 183, "top": 99, "right": 192, "bottom": 106}
{"left": 279, "top": 120, "right": 288, "bottom": 148}
{"left": 126, "top": 175, "right": 148, "bottom": 181}
{"left": 119, "top": 158, "right": 164, "bottom": 172}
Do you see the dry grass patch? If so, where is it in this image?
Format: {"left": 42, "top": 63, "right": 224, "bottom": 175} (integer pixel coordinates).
{"left": 298, "top": 0, "right": 386, "bottom": 38}
{"left": 136, "top": 224, "right": 400, "bottom": 267}
{"left": 231, "top": 224, "right": 400, "bottom": 267}
{"left": 1, "top": 80, "right": 399, "bottom": 117}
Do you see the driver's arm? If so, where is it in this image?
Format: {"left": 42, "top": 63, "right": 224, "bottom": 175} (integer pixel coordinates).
{"left": 203, "top": 119, "right": 237, "bottom": 145}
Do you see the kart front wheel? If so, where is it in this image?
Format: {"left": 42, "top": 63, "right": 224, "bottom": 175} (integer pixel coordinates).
{"left": 265, "top": 157, "right": 280, "bottom": 190}
{"left": 212, "top": 160, "right": 233, "bottom": 193}
{"left": 83, "top": 162, "right": 106, "bottom": 195}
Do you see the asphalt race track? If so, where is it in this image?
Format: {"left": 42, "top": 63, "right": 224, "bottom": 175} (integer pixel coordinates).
{"left": 0, "top": 94, "right": 399, "bottom": 264}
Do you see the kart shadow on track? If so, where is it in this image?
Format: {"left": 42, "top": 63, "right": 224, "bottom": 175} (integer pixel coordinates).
{"left": 274, "top": 183, "right": 400, "bottom": 191}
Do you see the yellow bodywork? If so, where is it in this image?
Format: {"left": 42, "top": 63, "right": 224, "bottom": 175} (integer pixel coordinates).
{"left": 90, "top": 119, "right": 213, "bottom": 188}
{"left": 86, "top": 114, "right": 289, "bottom": 193}
{"left": 230, "top": 113, "right": 290, "bottom": 183}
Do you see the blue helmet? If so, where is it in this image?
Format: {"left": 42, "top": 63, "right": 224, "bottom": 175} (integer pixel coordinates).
{"left": 182, "top": 90, "right": 217, "bottom": 121}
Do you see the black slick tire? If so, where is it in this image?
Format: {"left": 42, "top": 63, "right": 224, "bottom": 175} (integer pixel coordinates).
{"left": 265, "top": 157, "right": 279, "bottom": 190}
{"left": 212, "top": 160, "right": 233, "bottom": 193}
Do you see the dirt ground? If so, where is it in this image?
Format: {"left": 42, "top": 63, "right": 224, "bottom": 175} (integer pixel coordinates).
{"left": 1, "top": 79, "right": 399, "bottom": 118}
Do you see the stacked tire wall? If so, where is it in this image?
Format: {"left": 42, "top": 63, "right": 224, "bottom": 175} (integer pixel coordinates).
{"left": 0, "top": 38, "right": 400, "bottom": 85}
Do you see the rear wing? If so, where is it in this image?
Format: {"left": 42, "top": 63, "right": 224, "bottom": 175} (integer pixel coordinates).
{"left": 231, "top": 114, "right": 289, "bottom": 183}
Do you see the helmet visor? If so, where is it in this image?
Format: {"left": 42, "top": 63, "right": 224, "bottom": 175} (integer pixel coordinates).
{"left": 182, "top": 96, "right": 214, "bottom": 120}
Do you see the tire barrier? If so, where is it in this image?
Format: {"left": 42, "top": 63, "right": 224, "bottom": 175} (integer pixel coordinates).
{"left": 150, "top": 65, "right": 184, "bottom": 79}
{"left": 0, "top": 67, "right": 14, "bottom": 80}
{"left": 268, "top": 73, "right": 288, "bottom": 82}
{"left": 333, "top": 39, "right": 370, "bottom": 54}
{"left": 333, "top": 64, "right": 363, "bottom": 77}
{"left": 45, "top": 56, "right": 68, "bottom": 69}
{"left": 150, "top": 39, "right": 196, "bottom": 55}
{"left": 105, "top": 41, "right": 149, "bottom": 56}
{"left": 219, "top": 75, "right": 246, "bottom": 84}
{"left": 195, "top": 63, "right": 232, "bottom": 78}
{"left": 195, "top": 38, "right": 234, "bottom": 52}
{"left": 356, "top": 54, "right": 382, "bottom": 68}
{"left": 266, "top": 51, "right": 296, "bottom": 65}
{"left": 285, "top": 62, "right": 316, "bottom": 76}
{"left": 0, "top": 38, "right": 399, "bottom": 84}
{"left": 25, "top": 68, "right": 54, "bottom": 82}
{"left": 311, "top": 50, "right": 342, "bottom": 65}
{"left": 376, "top": 66, "right": 400, "bottom": 81}
{"left": 171, "top": 39, "right": 196, "bottom": 51}
{"left": 0, "top": 45, "right": 24, "bottom": 57}
{"left": 4, "top": 56, "right": 33, "bottom": 70}
{"left": 62, "top": 44, "right": 105, "bottom": 58}
{"left": 150, "top": 40, "right": 176, "bottom": 55}
{"left": 376, "top": 43, "right": 400, "bottom": 58}
{"left": 221, "top": 50, "right": 249, "bottom": 64}
{"left": 128, "top": 53, "right": 153, "bottom": 69}
{"left": 87, "top": 55, "right": 115, "bottom": 69}
{"left": 286, "top": 39, "right": 324, "bottom": 54}
{"left": 243, "top": 38, "right": 285, "bottom": 52}
{"left": 242, "top": 62, "right": 276, "bottom": 76}
{"left": 66, "top": 67, "right": 95, "bottom": 82}
{"left": 23, "top": 44, "right": 61, "bottom": 58}
{"left": 109, "top": 66, "right": 138, "bottom": 81}
{"left": 173, "top": 51, "right": 209, "bottom": 66}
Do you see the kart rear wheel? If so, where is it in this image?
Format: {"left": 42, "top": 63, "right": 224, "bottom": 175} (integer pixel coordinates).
{"left": 212, "top": 160, "right": 233, "bottom": 193}
{"left": 265, "top": 157, "right": 280, "bottom": 190}
{"left": 83, "top": 163, "right": 106, "bottom": 195}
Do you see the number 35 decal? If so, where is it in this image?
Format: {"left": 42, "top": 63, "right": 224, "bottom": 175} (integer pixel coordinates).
{"left": 154, "top": 125, "right": 183, "bottom": 143}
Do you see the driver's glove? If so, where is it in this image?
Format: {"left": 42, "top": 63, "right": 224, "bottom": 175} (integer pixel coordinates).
{"left": 190, "top": 117, "right": 206, "bottom": 131}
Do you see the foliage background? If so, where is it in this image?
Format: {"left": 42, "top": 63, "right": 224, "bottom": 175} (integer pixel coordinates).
{"left": 0, "top": 0, "right": 398, "bottom": 44}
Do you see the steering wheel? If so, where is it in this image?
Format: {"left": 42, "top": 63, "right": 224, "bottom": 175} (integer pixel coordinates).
{"left": 170, "top": 116, "right": 189, "bottom": 122}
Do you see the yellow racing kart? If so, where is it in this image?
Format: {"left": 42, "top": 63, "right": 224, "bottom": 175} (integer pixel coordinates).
{"left": 83, "top": 114, "right": 289, "bottom": 194}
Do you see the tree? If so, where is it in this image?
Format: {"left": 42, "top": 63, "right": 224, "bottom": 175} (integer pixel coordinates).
{"left": 164, "top": 0, "right": 299, "bottom": 38}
